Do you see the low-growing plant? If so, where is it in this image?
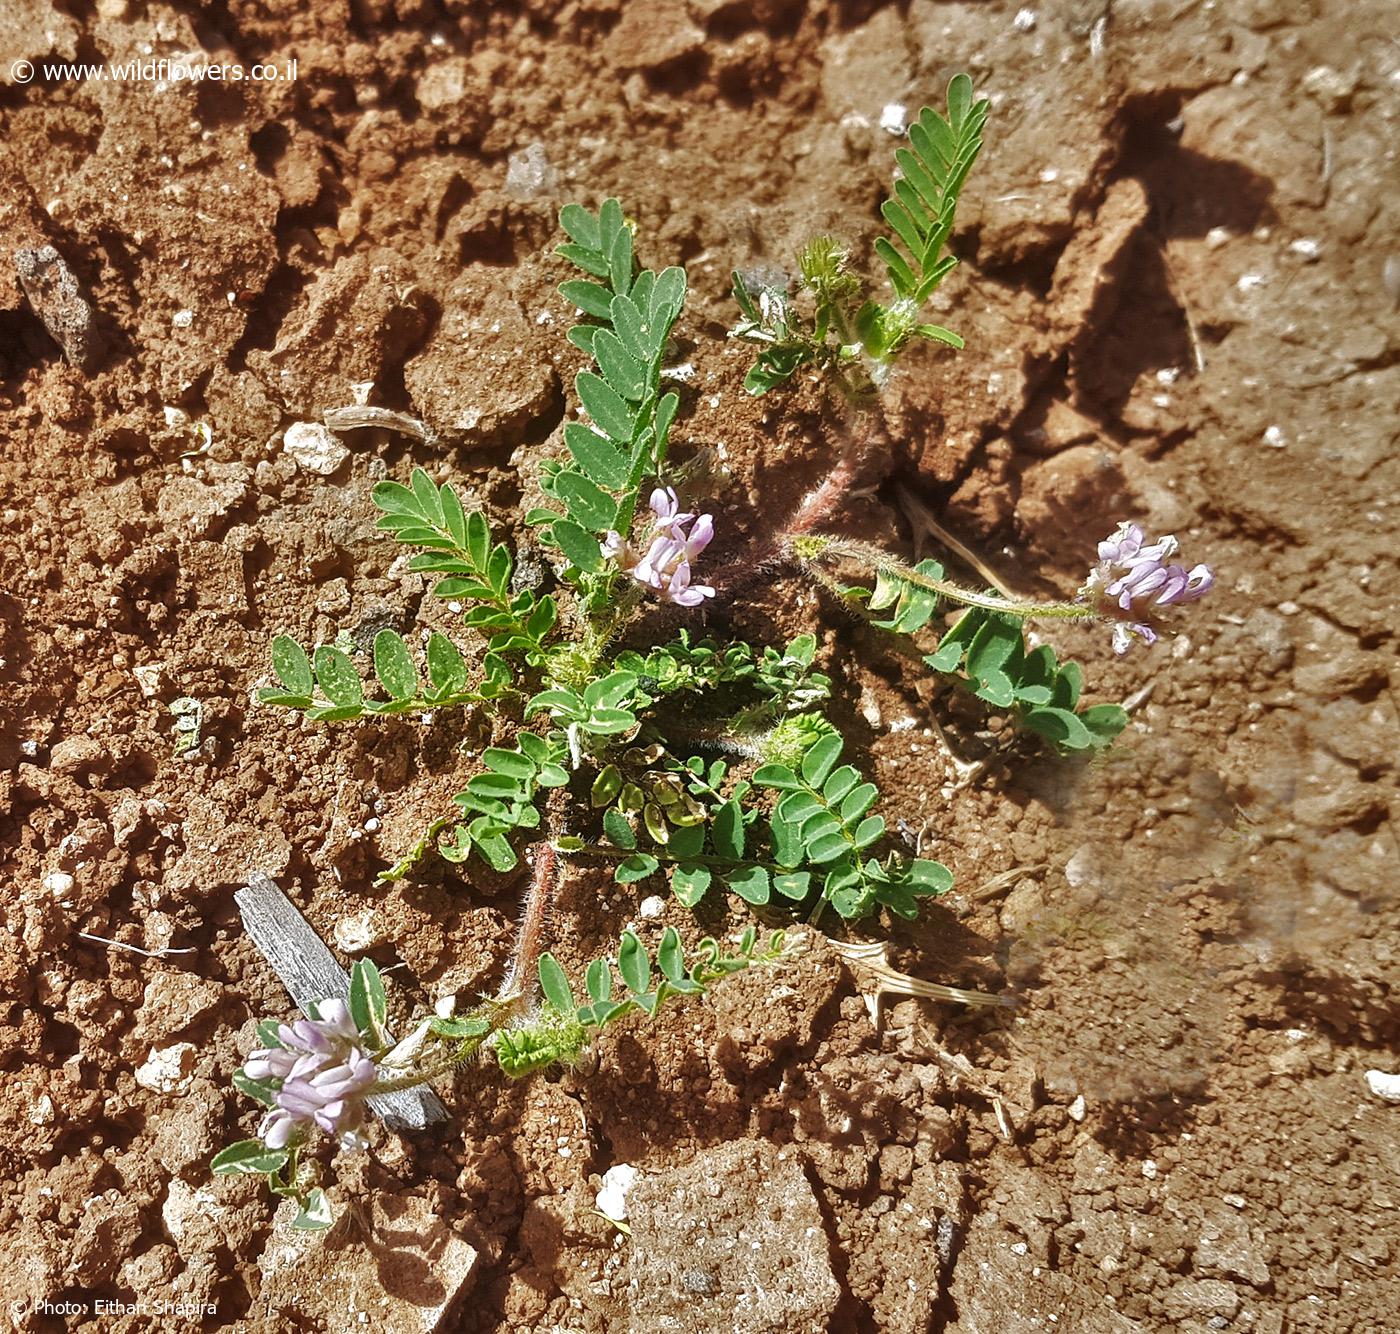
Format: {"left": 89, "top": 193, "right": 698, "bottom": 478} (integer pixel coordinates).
{"left": 216, "top": 76, "right": 1214, "bottom": 1225}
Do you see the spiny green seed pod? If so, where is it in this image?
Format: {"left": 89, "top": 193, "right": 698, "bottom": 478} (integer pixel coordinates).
{"left": 756, "top": 712, "right": 836, "bottom": 770}
{"left": 493, "top": 1006, "right": 589, "bottom": 1078}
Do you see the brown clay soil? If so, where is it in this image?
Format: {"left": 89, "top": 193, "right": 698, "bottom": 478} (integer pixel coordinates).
{"left": 2, "top": 0, "right": 1398, "bottom": 1330}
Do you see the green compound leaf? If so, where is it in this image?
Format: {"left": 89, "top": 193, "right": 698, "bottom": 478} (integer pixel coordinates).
{"left": 292, "top": 1187, "right": 335, "bottom": 1231}
{"left": 349, "top": 957, "right": 387, "bottom": 1040}
{"left": 538, "top": 952, "right": 576, "bottom": 1014}
{"left": 672, "top": 862, "right": 711, "bottom": 907}
{"left": 1022, "top": 706, "right": 1093, "bottom": 750}
{"left": 800, "top": 733, "right": 843, "bottom": 787}
{"left": 712, "top": 799, "right": 745, "bottom": 859}
{"left": 372, "top": 630, "right": 418, "bottom": 700}
{"left": 618, "top": 931, "right": 651, "bottom": 996}
{"left": 313, "top": 646, "right": 362, "bottom": 710}
{"left": 616, "top": 853, "right": 659, "bottom": 884}
{"left": 603, "top": 808, "right": 637, "bottom": 851}
{"left": 564, "top": 422, "right": 630, "bottom": 490}
{"left": 554, "top": 471, "right": 619, "bottom": 532}
{"left": 212, "top": 1140, "right": 289, "bottom": 1177}
{"left": 553, "top": 519, "right": 604, "bottom": 572}
{"left": 657, "top": 927, "right": 684, "bottom": 982}
{"left": 231, "top": 1072, "right": 279, "bottom": 1108}
{"left": 725, "top": 864, "right": 770, "bottom": 905}
{"left": 271, "top": 635, "right": 314, "bottom": 697}
{"left": 483, "top": 747, "right": 537, "bottom": 781}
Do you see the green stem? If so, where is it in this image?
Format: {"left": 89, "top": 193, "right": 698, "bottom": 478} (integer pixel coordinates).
{"left": 368, "top": 1034, "right": 490, "bottom": 1094}
{"left": 796, "top": 537, "right": 1098, "bottom": 622}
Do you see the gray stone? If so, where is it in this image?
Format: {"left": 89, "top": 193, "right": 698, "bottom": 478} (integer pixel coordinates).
{"left": 14, "top": 244, "right": 104, "bottom": 373}
{"left": 257, "top": 1193, "right": 477, "bottom": 1331}
{"left": 1164, "top": 1278, "right": 1242, "bottom": 1321}
{"left": 622, "top": 1141, "right": 839, "bottom": 1333}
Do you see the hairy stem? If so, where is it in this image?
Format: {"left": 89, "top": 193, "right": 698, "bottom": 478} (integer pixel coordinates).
{"left": 791, "top": 536, "right": 1097, "bottom": 622}
{"left": 498, "top": 842, "right": 560, "bottom": 1007}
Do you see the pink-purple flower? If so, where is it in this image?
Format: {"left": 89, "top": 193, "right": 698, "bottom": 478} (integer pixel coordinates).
{"left": 603, "top": 487, "right": 715, "bottom": 607}
{"left": 1082, "top": 522, "right": 1214, "bottom": 654}
{"left": 245, "top": 999, "right": 377, "bottom": 1150}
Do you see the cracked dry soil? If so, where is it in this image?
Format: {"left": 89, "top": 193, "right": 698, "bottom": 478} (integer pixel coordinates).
{"left": 1, "top": 0, "right": 1397, "bottom": 1331}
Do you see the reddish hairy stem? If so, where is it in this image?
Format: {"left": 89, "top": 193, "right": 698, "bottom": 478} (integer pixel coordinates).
{"left": 709, "top": 448, "right": 864, "bottom": 596}
{"left": 784, "top": 449, "right": 861, "bottom": 536}
{"left": 497, "top": 843, "right": 559, "bottom": 1006}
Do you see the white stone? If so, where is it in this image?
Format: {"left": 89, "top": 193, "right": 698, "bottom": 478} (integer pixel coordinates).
{"left": 282, "top": 421, "right": 350, "bottom": 476}
{"left": 879, "top": 103, "right": 907, "bottom": 136}
{"left": 162, "top": 1180, "right": 221, "bottom": 1245}
{"left": 133, "top": 663, "right": 167, "bottom": 699}
{"left": 1067, "top": 1095, "right": 1086, "bottom": 1122}
{"left": 333, "top": 910, "right": 381, "bottom": 953}
{"left": 596, "top": 1164, "right": 640, "bottom": 1222}
{"left": 172, "top": 309, "right": 194, "bottom": 328}
{"left": 43, "top": 870, "right": 75, "bottom": 898}
{"left": 638, "top": 896, "right": 665, "bottom": 920}
{"left": 135, "top": 1043, "right": 197, "bottom": 1094}
{"left": 1013, "top": 8, "right": 1037, "bottom": 30}
{"left": 504, "top": 142, "right": 558, "bottom": 199}
{"left": 1364, "top": 1070, "right": 1400, "bottom": 1103}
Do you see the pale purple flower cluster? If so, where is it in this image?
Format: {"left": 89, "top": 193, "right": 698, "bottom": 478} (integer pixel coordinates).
{"left": 245, "top": 1000, "right": 377, "bottom": 1151}
{"left": 1082, "top": 522, "right": 1214, "bottom": 654}
{"left": 603, "top": 487, "right": 715, "bottom": 607}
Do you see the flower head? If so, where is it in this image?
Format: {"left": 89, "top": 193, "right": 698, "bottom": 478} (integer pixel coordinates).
{"left": 245, "top": 999, "right": 377, "bottom": 1150}
{"left": 1082, "top": 522, "right": 1214, "bottom": 654}
{"left": 603, "top": 486, "right": 715, "bottom": 608}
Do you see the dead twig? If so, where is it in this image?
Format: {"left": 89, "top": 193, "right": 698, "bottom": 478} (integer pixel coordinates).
{"left": 895, "top": 484, "right": 1017, "bottom": 598}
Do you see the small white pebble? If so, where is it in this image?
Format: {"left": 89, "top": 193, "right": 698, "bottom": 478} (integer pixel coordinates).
{"left": 43, "top": 870, "right": 75, "bottom": 898}
{"left": 1223, "top": 1193, "right": 1247, "bottom": 1209}
{"left": 20, "top": 739, "right": 39, "bottom": 757}
{"left": 879, "top": 103, "right": 907, "bottom": 135}
{"left": 363, "top": 817, "right": 380, "bottom": 833}
{"left": 1013, "top": 8, "right": 1037, "bottom": 30}
{"left": 1289, "top": 237, "right": 1321, "bottom": 260}
{"left": 1067, "top": 1095, "right": 1086, "bottom": 1122}
{"left": 1365, "top": 1070, "right": 1400, "bottom": 1103}
{"left": 1038, "top": 167, "right": 1059, "bottom": 183}
{"left": 1142, "top": 1159, "right": 1158, "bottom": 1180}
{"left": 638, "top": 896, "right": 665, "bottom": 919}
{"left": 596, "top": 1164, "right": 639, "bottom": 1222}
{"left": 172, "top": 309, "right": 194, "bottom": 328}
{"left": 1237, "top": 272, "right": 1267, "bottom": 292}
{"left": 1263, "top": 425, "right": 1286, "bottom": 448}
